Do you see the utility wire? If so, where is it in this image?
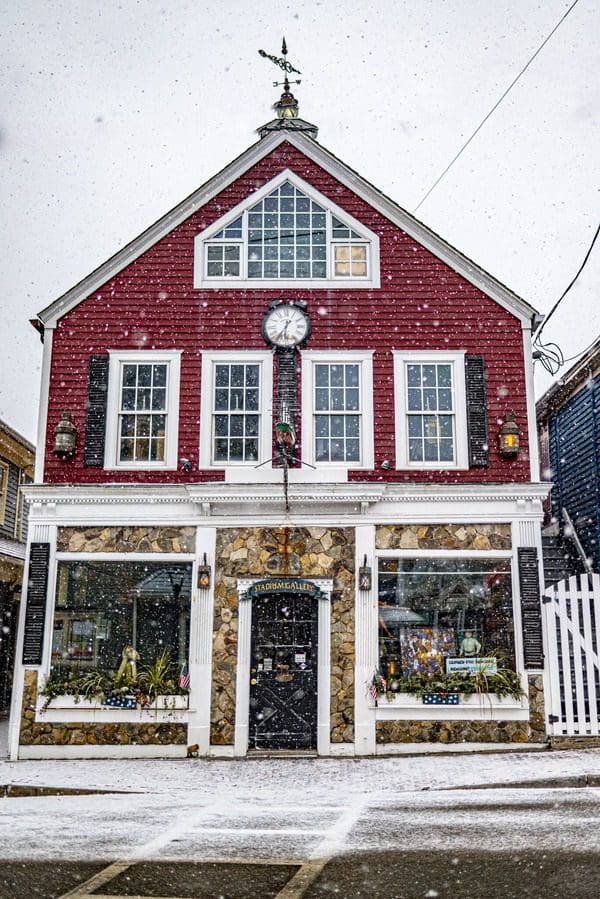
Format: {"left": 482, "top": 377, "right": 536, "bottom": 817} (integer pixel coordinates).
{"left": 533, "top": 222, "right": 600, "bottom": 375}
{"left": 535, "top": 221, "right": 600, "bottom": 342}
{"left": 413, "top": 0, "right": 581, "bottom": 213}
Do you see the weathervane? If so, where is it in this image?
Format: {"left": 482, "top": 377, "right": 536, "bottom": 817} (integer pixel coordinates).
{"left": 258, "top": 37, "right": 301, "bottom": 119}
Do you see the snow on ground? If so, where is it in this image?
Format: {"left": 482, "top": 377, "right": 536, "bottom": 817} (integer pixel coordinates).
{"left": 1, "top": 743, "right": 600, "bottom": 863}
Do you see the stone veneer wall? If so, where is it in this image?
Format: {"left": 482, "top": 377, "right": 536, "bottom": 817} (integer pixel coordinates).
{"left": 57, "top": 526, "right": 196, "bottom": 554}
{"left": 21, "top": 526, "right": 194, "bottom": 749}
{"left": 376, "top": 676, "right": 546, "bottom": 744}
{"left": 211, "top": 527, "right": 355, "bottom": 746}
{"left": 376, "top": 523, "right": 511, "bottom": 551}
{"left": 19, "top": 671, "right": 187, "bottom": 746}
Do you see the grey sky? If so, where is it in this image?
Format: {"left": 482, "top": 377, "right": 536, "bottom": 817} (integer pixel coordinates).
{"left": 1, "top": 0, "right": 598, "bottom": 443}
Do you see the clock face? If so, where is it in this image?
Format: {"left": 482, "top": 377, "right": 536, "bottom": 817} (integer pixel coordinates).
{"left": 263, "top": 304, "right": 310, "bottom": 348}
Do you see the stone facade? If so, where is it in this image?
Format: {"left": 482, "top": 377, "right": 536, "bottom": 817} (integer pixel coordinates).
{"left": 19, "top": 672, "right": 187, "bottom": 746}
{"left": 376, "top": 676, "right": 546, "bottom": 745}
{"left": 210, "top": 526, "right": 355, "bottom": 746}
{"left": 56, "top": 526, "right": 196, "bottom": 554}
{"left": 375, "top": 523, "right": 512, "bottom": 552}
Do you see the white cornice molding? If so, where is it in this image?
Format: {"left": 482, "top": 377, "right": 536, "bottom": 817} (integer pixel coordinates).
{"left": 36, "top": 131, "right": 538, "bottom": 329}
{"left": 22, "top": 481, "right": 549, "bottom": 509}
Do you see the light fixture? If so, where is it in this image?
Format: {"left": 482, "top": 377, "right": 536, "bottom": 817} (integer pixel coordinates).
{"left": 499, "top": 410, "right": 520, "bottom": 458}
{"left": 358, "top": 554, "right": 372, "bottom": 591}
{"left": 53, "top": 411, "right": 77, "bottom": 459}
{"left": 274, "top": 81, "right": 299, "bottom": 119}
{"left": 197, "top": 553, "right": 211, "bottom": 590}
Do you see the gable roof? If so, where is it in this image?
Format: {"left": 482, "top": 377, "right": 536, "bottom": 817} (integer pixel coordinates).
{"left": 37, "top": 129, "right": 540, "bottom": 329}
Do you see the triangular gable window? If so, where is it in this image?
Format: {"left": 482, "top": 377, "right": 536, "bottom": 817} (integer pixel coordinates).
{"left": 194, "top": 171, "right": 379, "bottom": 289}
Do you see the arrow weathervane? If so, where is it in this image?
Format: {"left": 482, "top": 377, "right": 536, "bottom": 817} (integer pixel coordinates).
{"left": 258, "top": 37, "right": 301, "bottom": 77}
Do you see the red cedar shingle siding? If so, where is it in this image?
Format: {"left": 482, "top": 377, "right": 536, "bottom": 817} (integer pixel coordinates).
{"left": 44, "top": 142, "right": 530, "bottom": 483}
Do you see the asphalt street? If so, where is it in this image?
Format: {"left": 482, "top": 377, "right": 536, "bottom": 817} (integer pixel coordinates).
{"left": 1, "top": 746, "right": 600, "bottom": 898}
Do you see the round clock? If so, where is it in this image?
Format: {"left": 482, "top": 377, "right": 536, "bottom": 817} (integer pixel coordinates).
{"left": 262, "top": 303, "right": 310, "bottom": 348}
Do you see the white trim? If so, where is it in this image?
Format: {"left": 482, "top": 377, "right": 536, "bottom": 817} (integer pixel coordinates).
{"left": 393, "top": 350, "right": 468, "bottom": 470}
{"left": 374, "top": 693, "right": 529, "bottom": 721}
{"left": 37, "top": 131, "right": 538, "bottom": 329}
{"left": 193, "top": 169, "right": 380, "bottom": 290}
{"left": 35, "top": 326, "right": 53, "bottom": 482}
{"left": 104, "top": 350, "right": 181, "bottom": 470}
{"left": 301, "top": 350, "right": 374, "bottom": 472}
{"left": 18, "top": 744, "right": 188, "bottom": 759}
{"left": 522, "top": 326, "right": 540, "bottom": 481}
{"left": 235, "top": 577, "right": 332, "bottom": 756}
{"left": 199, "top": 350, "right": 273, "bottom": 470}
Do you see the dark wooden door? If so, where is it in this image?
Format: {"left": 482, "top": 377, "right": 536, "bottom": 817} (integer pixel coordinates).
{"left": 249, "top": 591, "right": 318, "bottom": 750}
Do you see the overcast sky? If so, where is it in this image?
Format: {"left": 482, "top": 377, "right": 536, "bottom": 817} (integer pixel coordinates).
{"left": 1, "top": 0, "right": 598, "bottom": 444}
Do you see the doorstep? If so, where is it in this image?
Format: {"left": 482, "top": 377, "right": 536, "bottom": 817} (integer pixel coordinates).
{"left": 247, "top": 749, "right": 318, "bottom": 759}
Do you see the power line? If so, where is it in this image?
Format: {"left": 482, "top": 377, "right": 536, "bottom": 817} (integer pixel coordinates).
{"left": 413, "top": 0, "right": 581, "bottom": 213}
{"left": 535, "top": 221, "right": 600, "bottom": 342}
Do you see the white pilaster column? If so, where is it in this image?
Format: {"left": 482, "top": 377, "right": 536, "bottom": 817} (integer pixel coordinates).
{"left": 354, "top": 524, "right": 377, "bottom": 755}
{"left": 234, "top": 590, "right": 252, "bottom": 756}
{"left": 186, "top": 526, "right": 216, "bottom": 754}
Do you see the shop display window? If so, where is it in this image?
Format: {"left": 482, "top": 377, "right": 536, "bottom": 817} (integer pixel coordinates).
{"left": 51, "top": 561, "right": 191, "bottom": 676}
{"left": 378, "top": 557, "right": 514, "bottom": 685}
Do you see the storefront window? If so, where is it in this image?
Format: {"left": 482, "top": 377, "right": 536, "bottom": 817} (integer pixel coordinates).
{"left": 378, "top": 557, "right": 514, "bottom": 683}
{"left": 51, "top": 561, "right": 191, "bottom": 676}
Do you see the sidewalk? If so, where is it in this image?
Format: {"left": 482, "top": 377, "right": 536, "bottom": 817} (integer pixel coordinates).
{"left": 1, "top": 738, "right": 599, "bottom": 798}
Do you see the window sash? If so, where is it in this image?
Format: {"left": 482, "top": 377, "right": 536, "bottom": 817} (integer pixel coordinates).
{"left": 117, "top": 363, "right": 169, "bottom": 464}
{"left": 313, "top": 362, "right": 362, "bottom": 464}
{"left": 394, "top": 353, "right": 467, "bottom": 470}
{"left": 211, "top": 363, "right": 262, "bottom": 464}
{"left": 203, "top": 186, "right": 370, "bottom": 282}
{"left": 104, "top": 352, "right": 180, "bottom": 470}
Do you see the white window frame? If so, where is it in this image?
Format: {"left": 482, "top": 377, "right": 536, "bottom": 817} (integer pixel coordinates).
{"left": 104, "top": 350, "right": 181, "bottom": 471}
{"left": 193, "top": 169, "right": 380, "bottom": 290}
{"left": 301, "top": 350, "right": 374, "bottom": 470}
{"left": 393, "top": 351, "right": 468, "bottom": 470}
{"left": 199, "top": 351, "right": 273, "bottom": 469}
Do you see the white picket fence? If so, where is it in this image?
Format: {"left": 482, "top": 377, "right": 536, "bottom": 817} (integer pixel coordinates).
{"left": 544, "top": 574, "right": 600, "bottom": 737}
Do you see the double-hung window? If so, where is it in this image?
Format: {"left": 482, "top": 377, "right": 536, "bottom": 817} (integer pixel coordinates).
{"left": 394, "top": 352, "right": 468, "bottom": 469}
{"left": 200, "top": 352, "right": 273, "bottom": 468}
{"left": 194, "top": 170, "right": 379, "bottom": 289}
{"left": 104, "top": 351, "right": 181, "bottom": 469}
{"left": 302, "top": 351, "right": 374, "bottom": 469}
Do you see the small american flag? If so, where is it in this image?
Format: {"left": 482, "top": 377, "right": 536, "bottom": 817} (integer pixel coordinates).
{"left": 179, "top": 663, "right": 190, "bottom": 690}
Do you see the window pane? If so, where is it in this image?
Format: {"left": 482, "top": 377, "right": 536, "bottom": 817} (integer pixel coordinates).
{"left": 51, "top": 561, "right": 191, "bottom": 678}
{"left": 377, "top": 558, "right": 515, "bottom": 687}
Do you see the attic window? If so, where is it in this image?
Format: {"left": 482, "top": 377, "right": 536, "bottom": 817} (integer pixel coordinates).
{"left": 194, "top": 171, "right": 379, "bottom": 289}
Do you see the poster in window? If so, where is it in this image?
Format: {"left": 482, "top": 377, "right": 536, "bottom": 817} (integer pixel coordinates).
{"left": 68, "top": 619, "right": 95, "bottom": 659}
{"left": 398, "top": 626, "right": 456, "bottom": 676}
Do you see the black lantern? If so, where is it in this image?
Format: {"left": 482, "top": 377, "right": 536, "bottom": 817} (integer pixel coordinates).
{"left": 499, "top": 410, "right": 520, "bottom": 458}
{"left": 53, "top": 412, "right": 77, "bottom": 459}
{"left": 197, "top": 553, "right": 211, "bottom": 590}
{"left": 358, "top": 555, "right": 372, "bottom": 591}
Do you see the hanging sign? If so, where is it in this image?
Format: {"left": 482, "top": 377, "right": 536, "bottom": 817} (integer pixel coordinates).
{"left": 242, "top": 578, "right": 326, "bottom": 601}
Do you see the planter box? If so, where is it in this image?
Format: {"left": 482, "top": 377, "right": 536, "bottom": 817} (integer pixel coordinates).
{"left": 45, "top": 694, "right": 189, "bottom": 711}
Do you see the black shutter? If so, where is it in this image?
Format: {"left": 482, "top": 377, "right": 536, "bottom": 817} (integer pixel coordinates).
{"left": 22, "top": 542, "right": 50, "bottom": 665}
{"left": 84, "top": 355, "right": 109, "bottom": 467}
{"left": 518, "top": 546, "right": 544, "bottom": 668}
{"left": 465, "top": 355, "right": 489, "bottom": 467}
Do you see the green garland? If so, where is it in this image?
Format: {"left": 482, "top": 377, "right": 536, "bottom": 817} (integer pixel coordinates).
{"left": 369, "top": 667, "right": 524, "bottom": 703}
{"left": 40, "top": 652, "right": 189, "bottom": 710}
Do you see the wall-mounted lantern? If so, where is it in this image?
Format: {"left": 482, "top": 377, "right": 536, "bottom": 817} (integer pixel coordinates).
{"left": 197, "top": 553, "right": 212, "bottom": 590}
{"left": 53, "top": 412, "right": 77, "bottom": 459}
{"left": 358, "top": 554, "right": 372, "bottom": 591}
{"left": 498, "top": 410, "right": 520, "bottom": 458}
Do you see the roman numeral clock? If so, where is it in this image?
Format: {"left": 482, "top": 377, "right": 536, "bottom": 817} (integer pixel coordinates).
{"left": 262, "top": 300, "right": 311, "bottom": 508}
